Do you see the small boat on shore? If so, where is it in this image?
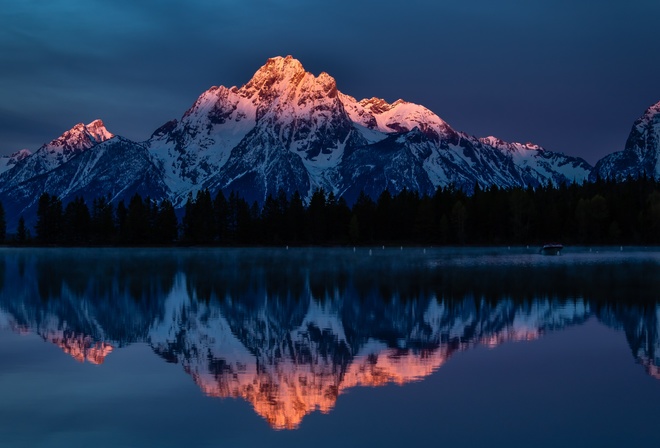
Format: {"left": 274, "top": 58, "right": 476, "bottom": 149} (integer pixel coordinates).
{"left": 540, "top": 243, "right": 563, "bottom": 255}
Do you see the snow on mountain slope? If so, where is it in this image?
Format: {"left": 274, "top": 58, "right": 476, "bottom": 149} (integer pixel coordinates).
{"left": 338, "top": 77, "right": 589, "bottom": 196}
{"left": 591, "top": 100, "right": 660, "bottom": 181}
{"left": 215, "top": 56, "right": 359, "bottom": 199}
{"left": 150, "top": 56, "right": 364, "bottom": 204}
{"left": 0, "top": 137, "right": 168, "bottom": 230}
{"left": 29, "top": 119, "right": 113, "bottom": 172}
{"left": 0, "top": 149, "right": 31, "bottom": 175}
{"left": 340, "top": 93, "right": 454, "bottom": 140}
{"left": 0, "top": 120, "right": 114, "bottom": 190}
{"left": 148, "top": 86, "right": 257, "bottom": 204}
{"left": 481, "top": 136, "right": 592, "bottom": 185}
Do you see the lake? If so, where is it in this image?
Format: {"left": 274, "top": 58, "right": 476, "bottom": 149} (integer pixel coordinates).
{"left": 0, "top": 246, "right": 659, "bottom": 447}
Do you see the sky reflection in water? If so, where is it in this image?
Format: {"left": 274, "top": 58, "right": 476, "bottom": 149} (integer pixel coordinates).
{"left": 0, "top": 247, "right": 659, "bottom": 447}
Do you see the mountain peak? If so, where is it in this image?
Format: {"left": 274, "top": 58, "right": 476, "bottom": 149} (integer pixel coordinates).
{"left": 85, "top": 119, "right": 114, "bottom": 142}
{"left": 22, "top": 119, "right": 116, "bottom": 173}
{"left": 592, "top": 99, "right": 660, "bottom": 181}
{"left": 624, "top": 99, "right": 660, "bottom": 153}
{"left": 243, "top": 55, "right": 306, "bottom": 91}
{"left": 359, "top": 97, "right": 395, "bottom": 114}
{"left": 47, "top": 119, "right": 114, "bottom": 150}
{"left": 265, "top": 55, "right": 304, "bottom": 73}
{"left": 9, "top": 149, "right": 32, "bottom": 161}
{"left": 644, "top": 100, "right": 660, "bottom": 118}
{"left": 240, "top": 55, "right": 340, "bottom": 102}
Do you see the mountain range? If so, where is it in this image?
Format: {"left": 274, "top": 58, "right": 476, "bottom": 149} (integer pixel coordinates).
{"left": 1, "top": 55, "right": 658, "bottom": 228}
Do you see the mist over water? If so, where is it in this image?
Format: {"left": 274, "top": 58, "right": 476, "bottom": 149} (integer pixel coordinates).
{"left": 0, "top": 247, "right": 659, "bottom": 446}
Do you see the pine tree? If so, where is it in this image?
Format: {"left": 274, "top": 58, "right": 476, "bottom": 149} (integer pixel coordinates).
{"left": 414, "top": 195, "right": 435, "bottom": 243}
{"left": 195, "top": 189, "right": 215, "bottom": 244}
{"left": 116, "top": 200, "right": 128, "bottom": 244}
{"left": 352, "top": 191, "right": 376, "bottom": 243}
{"left": 348, "top": 214, "right": 359, "bottom": 244}
{"left": 213, "top": 191, "right": 228, "bottom": 243}
{"left": 0, "top": 201, "right": 6, "bottom": 244}
{"left": 156, "top": 199, "right": 178, "bottom": 244}
{"left": 16, "top": 216, "right": 27, "bottom": 245}
{"left": 182, "top": 189, "right": 214, "bottom": 244}
{"left": 91, "top": 196, "right": 116, "bottom": 244}
{"left": 261, "top": 193, "right": 280, "bottom": 244}
{"left": 327, "top": 195, "right": 350, "bottom": 243}
{"left": 36, "top": 193, "right": 63, "bottom": 244}
{"left": 63, "top": 196, "right": 91, "bottom": 245}
{"left": 287, "top": 191, "right": 305, "bottom": 243}
{"left": 307, "top": 189, "right": 327, "bottom": 243}
{"left": 126, "top": 194, "right": 149, "bottom": 244}
{"left": 451, "top": 200, "right": 467, "bottom": 244}
{"left": 375, "top": 190, "right": 393, "bottom": 241}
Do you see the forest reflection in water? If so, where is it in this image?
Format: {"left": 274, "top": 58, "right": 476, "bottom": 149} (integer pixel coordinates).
{"left": 0, "top": 247, "right": 659, "bottom": 430}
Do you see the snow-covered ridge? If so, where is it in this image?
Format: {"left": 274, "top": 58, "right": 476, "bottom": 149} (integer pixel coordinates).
{"left": 38, "top": 119, "right": 115, "bottom": 171}
{"left": 0, "top": 119, "right": 114, "bottom": 190}
{"left": 480, "top": 136, "right": 544, "bottom": 152}
{"left": 341, "top": 93, "right": 453, "bottom": 140}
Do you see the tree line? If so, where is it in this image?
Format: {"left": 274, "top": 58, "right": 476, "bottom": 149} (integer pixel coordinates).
{"left": 4, "top": 175, "right": 660, "bottom": 246}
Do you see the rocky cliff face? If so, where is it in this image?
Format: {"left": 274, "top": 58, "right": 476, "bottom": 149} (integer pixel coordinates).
{"left": 591, "top": 101, "right": 660, "bottom": 181}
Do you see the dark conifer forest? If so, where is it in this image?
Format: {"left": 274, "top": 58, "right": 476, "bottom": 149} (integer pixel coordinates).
{"left": 4, "top": 176, "right": 660, "bottom": 246}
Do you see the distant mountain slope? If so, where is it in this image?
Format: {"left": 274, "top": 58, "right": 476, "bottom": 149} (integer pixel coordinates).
{"left": 0, "top": 137, "right": 168, "bottom": 229}
{"left": 0, "top": 120, "right": 114, "bottom": 189}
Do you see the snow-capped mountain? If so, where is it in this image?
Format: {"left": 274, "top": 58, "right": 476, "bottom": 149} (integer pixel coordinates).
{"left": 0, "top": 119, "right": 114, "bottom": 188}
{"left": 0, "top": 56, "right": 593, "bottom": 220}
{"left": 149, "top": 56, "right": 364, "bottom": 205}
{"left": 591, "top": 101, "right": 660, "bottom": 181}
{"left": 149, "top": 56, "right": 592, "bottom": 204}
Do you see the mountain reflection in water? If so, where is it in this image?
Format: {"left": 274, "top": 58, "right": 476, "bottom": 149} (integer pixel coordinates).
{"left": 0, "top": 247, "right": 658, "bottom": 430}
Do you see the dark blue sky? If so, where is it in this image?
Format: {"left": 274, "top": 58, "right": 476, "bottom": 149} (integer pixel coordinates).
{"left": 1, "top": 0, "right": 658, "bottom": 164}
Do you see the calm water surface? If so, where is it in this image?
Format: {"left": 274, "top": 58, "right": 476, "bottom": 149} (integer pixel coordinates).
{"left": 0, "top": 246, "right": 659, "bottom": 447}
